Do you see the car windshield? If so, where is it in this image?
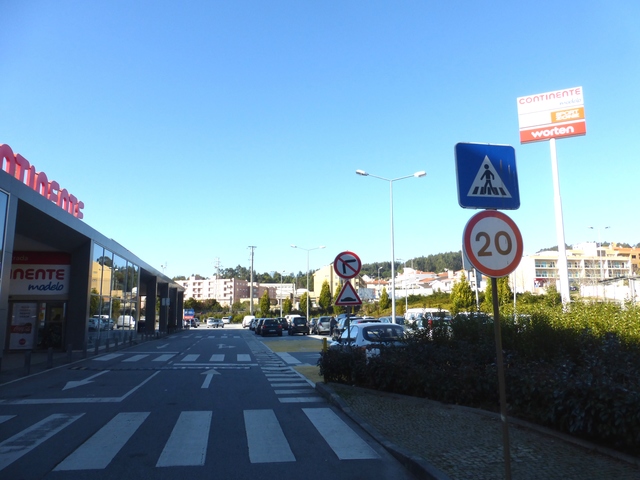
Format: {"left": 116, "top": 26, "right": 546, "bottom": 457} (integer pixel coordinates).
{"left": 362, "top": 325, "right": 404, "bottom": 342}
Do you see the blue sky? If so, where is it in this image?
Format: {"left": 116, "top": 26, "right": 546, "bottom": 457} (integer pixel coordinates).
{"left": 2, "top": 1, "right": 638, "bottom": 279}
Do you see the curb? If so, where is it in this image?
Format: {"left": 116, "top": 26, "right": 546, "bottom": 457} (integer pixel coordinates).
{"left": 315, "top": 382, "right": 451, "bottom": 480}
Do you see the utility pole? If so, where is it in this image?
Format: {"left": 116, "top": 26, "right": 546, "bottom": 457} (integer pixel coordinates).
{"left": 248, "top": 246, "right": 256, "bottom": 315}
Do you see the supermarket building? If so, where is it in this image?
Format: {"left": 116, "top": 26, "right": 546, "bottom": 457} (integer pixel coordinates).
{"left": 0, "top": 143, "right": 185, "bottom": 368}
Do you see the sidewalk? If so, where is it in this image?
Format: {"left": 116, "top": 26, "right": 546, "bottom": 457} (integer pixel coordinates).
{"left": 311, "top": 380, "right": 640, "bottom": 480}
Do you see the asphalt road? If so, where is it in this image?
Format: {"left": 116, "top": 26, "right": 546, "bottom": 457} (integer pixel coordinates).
{"left": 0, "top": 324, "right": 416, "bottom": 480}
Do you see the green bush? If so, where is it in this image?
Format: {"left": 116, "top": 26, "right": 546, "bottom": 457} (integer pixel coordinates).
{"left": 317, "top": 301, "right": 640, "bottom": 455}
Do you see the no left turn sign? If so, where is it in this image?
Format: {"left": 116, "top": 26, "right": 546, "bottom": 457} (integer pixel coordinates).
{"left": 333, "top": 251, "right": 362, "bottom": 279}
{"left": 463, "top": 210, "right": 523, "bottom": 278}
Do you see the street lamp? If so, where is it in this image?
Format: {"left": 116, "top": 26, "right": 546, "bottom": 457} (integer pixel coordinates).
{"left": 356, "top": 169, "right": 426, "bottom": 322}
{"left": 291, "top": 245, "right": 325, "bottom": 321}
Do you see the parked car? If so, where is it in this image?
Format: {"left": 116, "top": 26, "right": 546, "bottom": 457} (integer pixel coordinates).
{"left": 288, "top": 316, "right": 309, "bottom": 336}
{"left": 254, "top": 318, "right": 266, "bottom": 335}
{"left": 308, "top": 318, "right": 318, "bottom": 333}
{"left": 222, "top": 316, "right": 232, "bottom": 324}
{"left": 116, "top": 315, "right": 136, "bottom": 329}
{"left": 313, "top": 316, "right": 332, "bottom": 335}
{"left": 378, "top": 316, "right": 406, "bottom": 325}
{"left": 260, "top": 318, "right": 283, "bottom": 337}
{"left": 242, "top": 315, "right": 256, "bottom": 328}
{"left": 330, "top": 322, "right": 405, "bottom": 353}
{"left": 207, "top": 318, "right": 224, "bottom": 328}
{"left": 190, "top": 319, "right": 199, "bottom": 328}
{"left": 249, "top": 318, "right": 260, "bottom": 331}
{"left": 275, "top": 317, "right": 288, "bottom": 330}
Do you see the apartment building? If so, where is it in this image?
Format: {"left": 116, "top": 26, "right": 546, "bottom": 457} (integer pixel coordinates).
{"left": 512, "top": 242, "right": 638, "bottom": 301}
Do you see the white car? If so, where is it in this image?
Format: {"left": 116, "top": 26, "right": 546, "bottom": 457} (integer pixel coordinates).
{"left": 207, "top": 318, "right": 224, "bottom": 328}
{"left": 222, "top": 316, "right": 232, "bottom": 324}
{"left": 116, "top": 315, "right": 136, "bottom": 329}
{"left": 331, "top": 322, "right": 405, "bottom": 353}
{"left": 242, "top": 315, "right": 255, "bottom": 328}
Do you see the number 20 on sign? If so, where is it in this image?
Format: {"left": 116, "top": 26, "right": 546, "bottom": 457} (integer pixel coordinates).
{"left": 463, "top": 210, "right": 523, "bottom": 278}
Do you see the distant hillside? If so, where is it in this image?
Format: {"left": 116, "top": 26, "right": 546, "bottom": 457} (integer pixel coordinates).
{"left": 360, "top": 251, "right": 463, "bottom": 278}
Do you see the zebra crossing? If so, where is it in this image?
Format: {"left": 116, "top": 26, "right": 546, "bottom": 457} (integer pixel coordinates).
{"left": 0, "top": 407, "right": 379, "bottom": 472}
{"left": 92, "top": 352, "right": 255, "bottom": 364}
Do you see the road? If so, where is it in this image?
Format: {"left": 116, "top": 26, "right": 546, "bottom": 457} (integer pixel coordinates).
{"left": 0, "top": 324, "right": 416, "bottom": 479}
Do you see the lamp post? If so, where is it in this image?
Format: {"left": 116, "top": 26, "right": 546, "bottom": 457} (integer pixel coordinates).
{"left": 356, "top": 169, "right": 426, "bottom": 322}
{"left": 279, "top": 271, "right": 286, "bottom": 318}
{"left": 291, "top": 245, "right": 325, "bottom": 321}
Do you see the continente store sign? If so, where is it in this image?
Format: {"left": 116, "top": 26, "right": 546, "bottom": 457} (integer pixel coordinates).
{"left": 10, "top": 252, "right": 71, "bottom": 295}
{"left": 516, "top": 87, "right": 586, "bottom": 144}
{"left": 0, "top": 143, "right": 85, "bottom": 219}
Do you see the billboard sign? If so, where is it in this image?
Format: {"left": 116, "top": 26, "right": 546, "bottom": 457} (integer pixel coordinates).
{"left": 517, "top": 86, "right": 586, "bottom": 144}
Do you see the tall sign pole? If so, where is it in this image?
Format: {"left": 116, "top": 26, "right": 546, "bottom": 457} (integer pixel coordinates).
{"left": 517, "top": 86, "right": 586, "bottom": 304}
{"left": 457, "top": 143, "right": 523, "bottom": 480}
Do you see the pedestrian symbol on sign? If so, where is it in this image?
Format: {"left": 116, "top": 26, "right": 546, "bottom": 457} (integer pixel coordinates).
{"left": 467, "top": 156, "right": 512, "bottom": 198}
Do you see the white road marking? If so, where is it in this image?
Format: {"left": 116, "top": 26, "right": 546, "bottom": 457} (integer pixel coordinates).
{"left": 0, "top": 413, "right": 83, "bottom": 470}
{"left": 153, "top": 354, "right": 175, "bottom": 362}
{"left": 237, "top": 354, "right": 251, "bottom": 362}
{"left": 55, "top": 412, "right": 149, "bottom": 470}
{"left": 244, "top": 410, "right": 295, "bottom": 463}
{"left": 0, "top": 416, "right": 15, "bottom": 425}
{"left": 93, "top": 353, "right": 123, "bottom": 361}
{"left": 156, "top": 411, "right": 211, "bottom": 467}
{"left": 123, "top": 354, "right": 149, "bottom": 362}
{"left": 303, "top": 408, "right": 379, "bottom": 460}
{"left": 279, "top": 397, "right": 324, "bottom": 403}
{"left": 276, "top": 352, "right": 301, "bottom": 364}
{"left": 63, "top": 370, "right": 110, "bottom": 391}
{"left": 209, "top": 354, "right": 225, "bottom": 362}
{"left": 181, "top": 354, "right": 199, "bottom": 362}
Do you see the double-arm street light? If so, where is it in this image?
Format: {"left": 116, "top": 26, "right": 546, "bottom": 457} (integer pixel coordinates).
{"left": 291, "top": 245, "right": 325, "bottom": 321}
{"left": 356, "top": 169, "right": 426, "bottom": 322}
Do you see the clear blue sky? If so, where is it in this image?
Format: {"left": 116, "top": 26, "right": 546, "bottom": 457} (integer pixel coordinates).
{"left": 2, "top": 1, "right": 638, "bottom": 279}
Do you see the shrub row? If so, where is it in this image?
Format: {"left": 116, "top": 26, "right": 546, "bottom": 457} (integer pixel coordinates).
{"left": 318, "top": 301, "right": 640, "bottom": 455}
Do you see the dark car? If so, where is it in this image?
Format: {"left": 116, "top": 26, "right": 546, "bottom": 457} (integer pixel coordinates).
{"left": 288, "top": 316, "right": 309, "bottom": 336}
{"left": 261, "top": 318, "right": 283, "bottom": 337}
{"left": 254, "top": 318, "right": 266, "bottom": 335}
{"left": 275, "top": 317, "right": 288, "bottom": 331}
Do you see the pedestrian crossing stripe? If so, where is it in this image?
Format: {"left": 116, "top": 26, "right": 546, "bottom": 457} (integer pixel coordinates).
{"left": 0, "top": 408, "right": 378, "bottom": 471}
{"left": 466, "top": 155, "right": 512, "bottom": 198}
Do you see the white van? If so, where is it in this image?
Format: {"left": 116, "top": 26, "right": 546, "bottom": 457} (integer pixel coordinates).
{"left": 116, "top": 315, "right": 136, "bottom": 329}
{"left": 242, "top": 315, "right": 255, "bottom": 328}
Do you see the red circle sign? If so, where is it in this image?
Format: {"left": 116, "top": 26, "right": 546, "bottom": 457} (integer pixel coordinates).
{"left": 463, "top": 210, "right": 523, "bottom": 278}
{"left": 333, "top": 251, "right": 362, "bottom": 279}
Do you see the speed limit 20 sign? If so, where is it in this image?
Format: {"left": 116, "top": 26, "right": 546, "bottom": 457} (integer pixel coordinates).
{"left": 463, "top": 210, "right": 523, "bottom": 278}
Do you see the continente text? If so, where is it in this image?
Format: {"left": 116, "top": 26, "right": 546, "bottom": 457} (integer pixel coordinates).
{"left": 0, "top": 143, "right": 84, "bottom": 219}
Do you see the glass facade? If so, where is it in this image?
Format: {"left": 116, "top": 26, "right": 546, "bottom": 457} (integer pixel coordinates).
{"left": 0, "top": 190, "right": 8, "bottom": 295}
{"left": 89, "top": 243, "right": 140, "bottom": 342}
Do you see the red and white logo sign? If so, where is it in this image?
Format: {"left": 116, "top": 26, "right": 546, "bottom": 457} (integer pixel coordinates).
{"left": 463, "top": 210, "right": 523, "bottom": 278}
{"left": 334, "top": 282, "right": 362, "bottom": 306}
{"left": 516, "top": 86, "right": 586, "bottom": 144}
{"left": 333, "top": 251, "right": 362, "bottom": 280}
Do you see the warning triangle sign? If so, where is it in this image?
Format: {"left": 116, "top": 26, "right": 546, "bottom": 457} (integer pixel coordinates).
{"left": 466, "top": 156, "right": 512, "bottom": 198}
{"left": 335, "top": 282, "right": 362, "bottom": 306}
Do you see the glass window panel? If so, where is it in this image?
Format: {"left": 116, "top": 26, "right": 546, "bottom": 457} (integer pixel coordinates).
{"left": 111, "top": 254, "right": 126, "bottom": 300}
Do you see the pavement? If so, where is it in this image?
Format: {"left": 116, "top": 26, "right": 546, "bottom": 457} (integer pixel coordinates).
{"left": 3, "top": 331, "right": 640, "bottom": 480}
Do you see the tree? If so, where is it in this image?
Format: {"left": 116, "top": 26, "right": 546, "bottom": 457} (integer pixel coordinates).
{"left": 318, "top": 280, "right": 331, "bottom": 313}
{"left": 379, "top": 287, "right": 390, "bottom": 311}
{"left": 300, "top": 292, "right": 309, "bottom": 317}
{"left": 333, "top": 288, "right": 345, "bottom": 315}
{"left": 259, "top": 290, "right": 271, "bottom": 317}
{"left": 482, "top": 277, "right": 512, "bottom": 313}
{"left": 282, "top": 298, "right": 292, "bottom": 316}
{"left": 450, "top": 272, "right": 475, "bottom": 315}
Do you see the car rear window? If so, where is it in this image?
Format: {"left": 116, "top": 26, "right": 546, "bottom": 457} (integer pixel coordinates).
{"left": 293, "top": 318, "right": 306, "bottom": 325}
{"left": 362, "top": 326, "right": 404, "bottom": 342}
{"left": 264, "top": 319, "right": 276, "bottom": 325}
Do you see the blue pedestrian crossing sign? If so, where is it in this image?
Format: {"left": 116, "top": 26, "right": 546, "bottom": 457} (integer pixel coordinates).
{"left": 455, "top": 142, "right": 520, "bottom": 210}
